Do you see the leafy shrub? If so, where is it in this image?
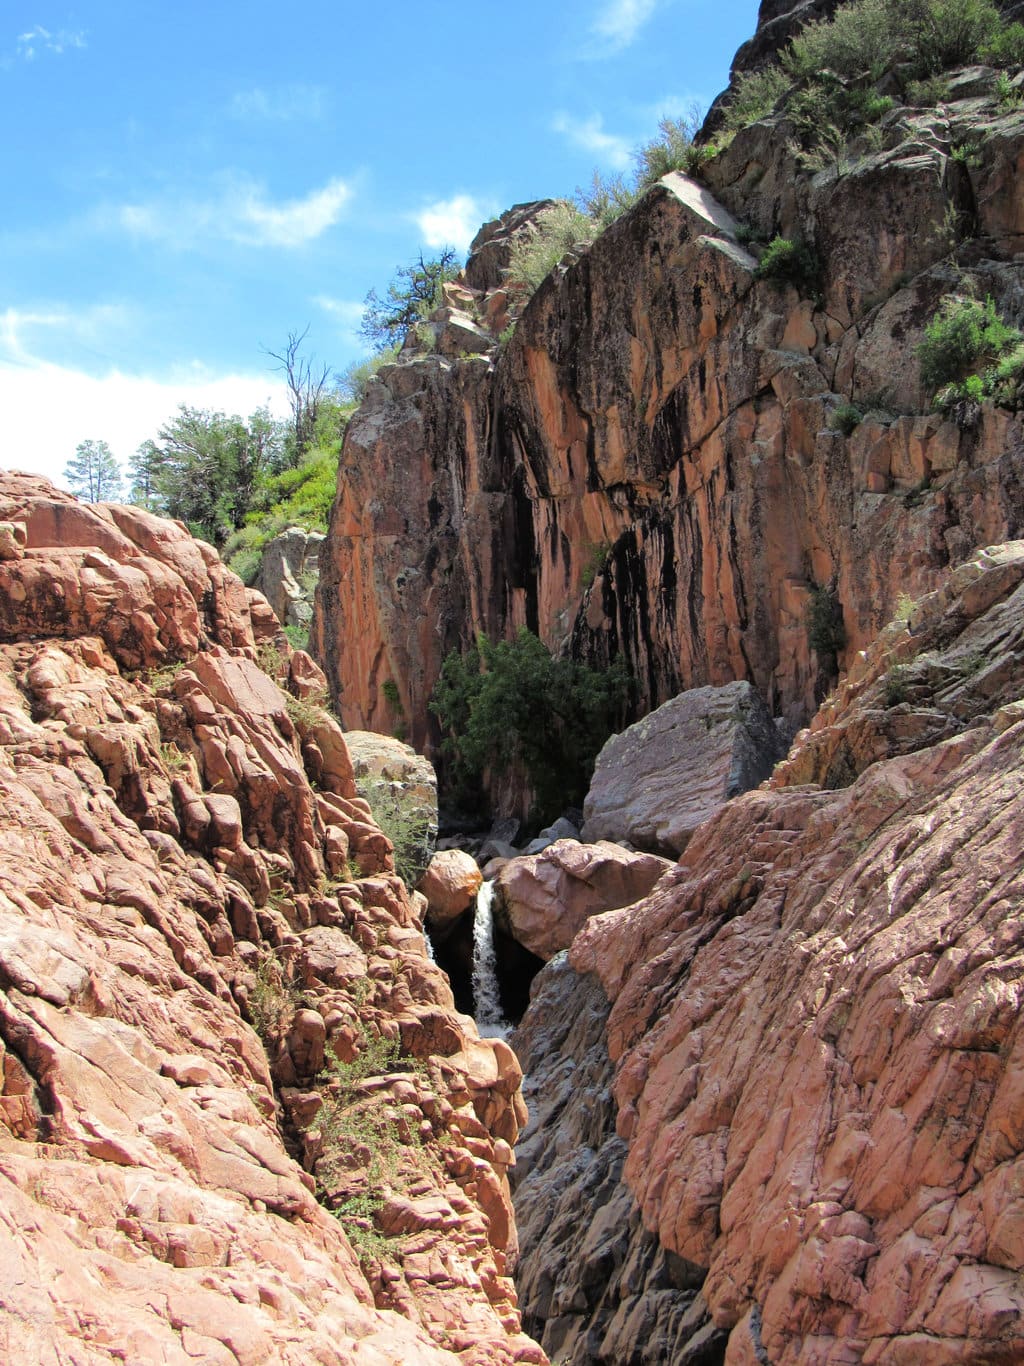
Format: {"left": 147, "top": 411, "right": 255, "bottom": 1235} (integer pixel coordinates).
{"left": 227, "top": 545, "right": 262, "bottom": 585}
{"left": 982, "top": 20, "right": 1024, "bottom": 66}
{"left": 356, "top": 779, "right": 433, "bottom": 886}
{"left": 806, "top": 586, "right": 847, "bottom": 661}
{"left": 910, "top": 0, "right": 1003, "bottom": 73}
{"left": 430, "top": 628, "right": 630, "bottom": 826}
{"left": 283, "top": 623, "right": 309, "bottom": 651}
{"left": 633, "top": 111, "right": 713, "bottom": 188}
{"left": 575, "top": 170, "right": 640, "bottom": 229}
{"left": 917, "top": 295, "right": 1022, "bottom": 392}
{"left": 506, "top": 203, "right": 599, "bottom": 292}
{"left": 785, "top": 0, "right": 904, "bottom": 83}
{"left": 755, "top": 237, "right": 821, "bottom": 292}
{"left": 830, "top": 402, "right": 865, "bottom": 435}
{"left": 723, "top": 66, "right": 791, "bottom": 131}
{"left": 906, "top": 74, "right": 951, "bottom": 105}
{"left": 994, "top": 71, "right": 1023, "bottom": 108}
{"left": 339, "top": 344, "right": 401, "bottom": 403}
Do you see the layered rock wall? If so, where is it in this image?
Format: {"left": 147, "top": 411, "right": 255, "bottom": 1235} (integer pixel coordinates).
{"left": 515, "top": 542, "right": 1024, "bottom": 1362}
{"left": 316, "top": 84, "right": 1024, "bottom": 760}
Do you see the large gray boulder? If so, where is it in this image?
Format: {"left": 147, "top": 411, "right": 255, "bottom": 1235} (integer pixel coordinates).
{"left": 581, "top": 681, "right": 786, "bottom": 856}
{"left": 255, "top": 526, "right": 323, "bottom": 629}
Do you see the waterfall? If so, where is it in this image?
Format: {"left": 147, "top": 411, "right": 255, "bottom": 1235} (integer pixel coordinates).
{"left": 472, "top": 881, "right": 511, "bottom": 1038}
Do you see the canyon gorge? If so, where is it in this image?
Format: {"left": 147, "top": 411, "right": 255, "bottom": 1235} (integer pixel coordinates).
{"left": 4, "top": 0, "right": 1024, "bottom": 1362}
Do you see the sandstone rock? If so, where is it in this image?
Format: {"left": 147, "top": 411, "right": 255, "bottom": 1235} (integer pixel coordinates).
{"left": 317, "top": 77, "right": 1024, "bottom": 782}
{"left": 559, "top": 544, "right": 1024, "bottom": 1364}
{"left": 418, "top": 849, "right": 484, "bottom": 931}
{"left": 511, "top": 956, "right": 725, "bottom": 1364}
{"left": 495, "top": 840, "right": 671, "bottom": 961}
{"left": 582, "top": 681, "right": 786, "bottom": 855}
{"left": 0, "top": 473, "right": 544, "bottom": 1366}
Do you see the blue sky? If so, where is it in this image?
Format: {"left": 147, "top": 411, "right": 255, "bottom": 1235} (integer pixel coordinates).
{"left": 1, "top": 0, "right": 757, "bottom": 485}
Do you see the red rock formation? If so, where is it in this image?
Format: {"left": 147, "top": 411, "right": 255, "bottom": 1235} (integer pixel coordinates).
{"left": 0, "top": 474, "right": 544, "bottom": 1364}
{"left": 315, "top": 82, "right": 1024, "bottom": 769}
{"left": 560, "top": 543, "right": 1024, "bottom": 1362}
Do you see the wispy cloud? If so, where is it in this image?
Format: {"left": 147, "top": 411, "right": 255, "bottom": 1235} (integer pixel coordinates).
{"left": 414, "top": 195, "right": 493, "bottom": 254}
{"left": 552, "top": 112, "right": 632, "bottom": 170}
{"left": 112, "top": 174, "right": 353, "bottom": 249}
{"left": 0, "top": 303, "right": 130, "bottom": 365}
{"left": 590, "top": 0, "right": 657, "bottom": 53}
{"left": 17, "top": 25, "right": 86, "bottom": 60}
{"left": 314, "top": 296, "right": 364, "bottom": 329}
{"left": 230, "top": 84, "right": 327, "bottom": 121}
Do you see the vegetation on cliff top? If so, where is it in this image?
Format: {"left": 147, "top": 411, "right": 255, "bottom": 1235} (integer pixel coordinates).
{"left": 724, "top": 0, "right": 1024, "bottom": 143}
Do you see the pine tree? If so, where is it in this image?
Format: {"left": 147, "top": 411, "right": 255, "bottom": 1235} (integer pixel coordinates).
{"left": 127, "top": 439, "right": 165, "bottom": 511}
{"left": 63, "top": 439, "right": 123, "bottom": 503}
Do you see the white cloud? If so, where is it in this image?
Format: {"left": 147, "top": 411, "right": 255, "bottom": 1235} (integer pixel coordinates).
{"left": 230, "top": 84, "right": 327, "bottom": 121}
{"left": 0, "top": 304, "right": 130, "bottom": 364}
{"left": 314, "top": 296, "right": 365, "bottom": 342}
{"left": 590, "top": 0, "right": 657, "bottom": 52}
{"left": 414, "top": 195, "right": 492, "bottom": 253}
{"left": 0, "top": 359, "right": 288, "bottom": 487}
{"left": 552, "top": 112, "right": 633, "bottom": 170}
{"left": 17, "top": 26, "right": 86, "bottom": 59}
{"left": 112, "top": 174, "right": 353, "bottom": 249}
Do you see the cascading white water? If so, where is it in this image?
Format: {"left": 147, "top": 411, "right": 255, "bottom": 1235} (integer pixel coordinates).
{"left": 472, "top": 881, "right": 511, "bottom": 1038}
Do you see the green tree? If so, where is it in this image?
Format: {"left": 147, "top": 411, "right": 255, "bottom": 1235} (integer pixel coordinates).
{"left": 154, "top": 405, "right": 286, "bottom": 544}
{"left": 360, "top": 248, "right": 460, "bottom": 352}
{"left": 430, "top": 628, "right": 630, "bottom": 825}
{"left": 127, "top": 439, "right": 166, "bottom": 511}
{"left": 64, "top": 439, "right": 123, "bottom": 502}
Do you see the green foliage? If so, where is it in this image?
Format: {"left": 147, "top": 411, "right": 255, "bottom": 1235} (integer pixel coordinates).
{"left": 381, "top": 679, "right": 401, "bottom": 708}
{"left": 723, "top": 0, "right": 1018, "bottom": 141}
{"left": 633, "top": 109, "right": 711, "bottom": 188}
{"left": 338, "top": 345, "right": 401, "bottom": 403}
{"left": 430, "top": 628, "right": 630, "bottom": 825}
{"left": 127, "top": 439, "right": 165, "bottom": 510}
{"left": 360, "top": 248, "right": 460, "bottom": 352}
{"left": 506, "top": 202, "right": 599, "bottom": 293}
{"left": 829, "top": 402, "right": 865, "bottom": 435}
{"left": 285, "top": 689, "right": 331, "bottom": 730}
{"left": 723, "top": 66, "right": 791, "bottom": 131}
{"left": 284, "top": 623, "right": 310, "bottom": 651}
{"left": 893, "top": 592, "right": 917, "bottom": 623}
{"left": 982, "top": 20, "right": 1024, "bottom": 65}
{"left": 159, "top": 741, "right": 190, "bottom": 774}
{"left": 994, "top": 71, "right": 1023, "bottom": 108}
{"left": 227, "top": 545, "right": 262, "bottom": 586}
{"left": 580, "top": 539, "right": 612, "bottom": 588}
{"left": 755, "top": 237, "right": 821, "bottom": 292}
{"left": 356, "top": 779, "right": 433, "bottom": 887}
{"left": 917, "top": 295, "right": 1022, "bottom": 393}
{"left": 64, "top": 438, "right": 122, "bottom": 503}
{"left": 574, "top": 170, "right": 640, "bottom": 229}
{"left": 150, "top": 405, "right": 287, "bottom": 545}
{"left": 248, "top": 952, "right": 299, "bottom": 1040}
{"left": 807, "top": 586, "right": 847, "bottom": 661}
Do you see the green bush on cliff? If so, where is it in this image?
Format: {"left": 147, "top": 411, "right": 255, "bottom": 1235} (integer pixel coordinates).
{"left": 507, "top": 203, "right": 600, "bottom": 293}
{"left": 723, "top": 0, "right": 1019, "bottom": 139}
{"left": 918, "top": 295, "right": 1023, "bottom": 399}
{"left": 430, "top": 628, "right": 630, "bottom": 826}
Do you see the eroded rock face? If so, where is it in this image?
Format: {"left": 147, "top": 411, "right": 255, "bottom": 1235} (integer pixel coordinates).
{"left": 550, "top": 545, "right": 1024, "bottom": 1363}
{"left": 255, "top": 525, "right": 323, "bottom": 629}
{"left": 494, "top": 840, "right": 672, "bottom": 962}
{"left": 0, "top": 474, "right": 544, "bottom": 1366}
{"left": 511, "top": 956, "right": 726, "bottom": 1365}
{"left": 316, "top": 83, "right": 1024, "bottom": 774}
{"left": 581, "top": 682, "right": 786, "bottom": 856}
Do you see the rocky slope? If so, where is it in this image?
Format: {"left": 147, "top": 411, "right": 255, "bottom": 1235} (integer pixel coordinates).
{"left": 314, "top": 43, "right": 1024, "bottom": 765}
{"left": 513, "top": 540, "right": 1024, "bottom": 1363}
{"left": 0, "top": 474, "right": 542, "bottom": 1364}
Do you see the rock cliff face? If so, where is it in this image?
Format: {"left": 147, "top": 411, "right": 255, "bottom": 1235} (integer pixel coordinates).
{"left": 513, "top": 540, "right": 1024, "bottom": 1363}
{"left": 315, "top": 59, "right": 1024, "bottom": 758}
{"left": 0, "top": 474, "right": 542, "bottom": 1364}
